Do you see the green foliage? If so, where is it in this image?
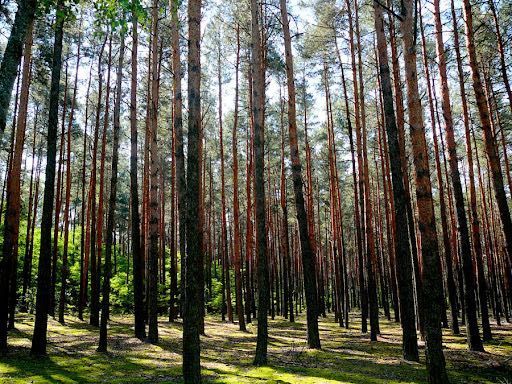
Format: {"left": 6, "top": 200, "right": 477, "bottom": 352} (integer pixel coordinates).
{"left": 93, "top": 0, "right": 147, "bottom": 32}
{"left": 208, "top": 277, "right": 224, "bottom": 313}
{"left": 111, "top": 272, "right": 133, "bottom": 312}
{"left": 0, "top": 219, "right": 137, "bottom": 315}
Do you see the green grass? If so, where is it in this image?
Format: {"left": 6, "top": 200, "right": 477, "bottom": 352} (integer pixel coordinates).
{"left": 1, "top": 312, "right": 511, "bottom": 383}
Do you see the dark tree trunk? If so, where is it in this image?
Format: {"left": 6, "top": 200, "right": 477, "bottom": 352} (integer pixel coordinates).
{"left": 373, "top": 2, "right": 418, "bottom": 362}
{"left": 231, "top": 24, "right": 246, "bottom": 332}
{"left": 58, "top": 23, "right": 81, "bottom": 324}
{"left": 98, "top": 28, "right": 124, "bottom": 352}
{"left": 90, "top": 35, "right": 108, "bottom": 328}
{"left": 251, "top": 0, "right": 269, "bottom": 366}
{"left": 171, "top": 0, "right": 187, "bottom": 317}
{"left": 419, "top": 7, "right": 459, "bottom": 336}
{"left": 31, "top": 0, "right": 65, "bottom": 355}
{"left": 431, "top": 0, "right": 485, "bottom": 349}
{"left": 50, "top": 64, "right": 68, "bottom": 318}
{"left": 183, "top": 0, "right": 203, "bottom": 381}
{"left": 130, "top": 7, "right": 146, "bottom": 340}
{"left": 21, "top": 105, "right": 39, "bottom": 314}
{"left": 147, "top": 0, "right": 160, "bottom": 344}
{"left": 0, "top": 19, "right": 33, "bottom": 349}
{"left": 400, "top": 0, "right": 449, "bottom": 380}
{"left": 0, "top": 0, "right": 37, "bottom": 132}
{"left": 462, "top": 0, "right": 512, "bottom": 306}
{"left": 280, "top": 0, "right": 320, "bottom": 349}
{"left": 78, "top": 64, "right": 93, "bottom": 321}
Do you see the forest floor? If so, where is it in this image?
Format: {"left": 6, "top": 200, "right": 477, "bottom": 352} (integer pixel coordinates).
{"left": 0, "top": 312, "right": 511, "bottom": 383}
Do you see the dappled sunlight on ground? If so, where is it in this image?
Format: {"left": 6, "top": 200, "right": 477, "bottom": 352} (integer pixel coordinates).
{"left": 0, "top": 312, "right": 511, "bottom": 383}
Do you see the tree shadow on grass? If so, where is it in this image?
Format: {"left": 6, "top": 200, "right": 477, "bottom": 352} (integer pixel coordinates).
{"left": 1, "top": 346, "right": 89, "bottom": 384}
{"left": 204, "top": 355, "right": 425, "bottom": 384}
{"left": 4, "top": 313, "right": 512, "bottom": 384}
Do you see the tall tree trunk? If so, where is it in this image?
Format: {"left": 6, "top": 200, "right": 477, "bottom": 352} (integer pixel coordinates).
{"left": 98, "top": 27, "right": 125, "bottom": 352}
{"left": 387, "top": 9, "right": 421, "bottom": 327}
{"left": 354, "top": 0, "right": 380, "bottom": 340}
{"left": 169, "top": 85, "right": 178, "bottom": 323}
{"left": 94, "top": 34, "right": 113, "bottom": 328}
{"left": 21, "top": 105, "right": 39, "bottom": 313}
{"left": 488, "top": 0, "right": 512, "bottom": 114}
{"left": 231, "top": 24, "right": 246, "bottom": 332}
{"left": 218, "top": 37, "right": 232, "bottom": 324}
{"left": 50, "top": 64, "right": 68, "bottom": 318}
{"left": 323, "top": 64, "right": 342, "bottom": 326}
{"left": 31, "top": 0, "right": 65, "bottom": 355}
{"left": 279, "top": 0, "right": 320, "bottom": 349}
{"left": 279, "top": 110, "right": 292, "bottom": 323}
{"left": 171, "top": 0, "right": 187, "bottom": 316}
{"left": 373, "top": 2, "right": 419, "bottom": 361}
{"left": 0, "top": 19, "right": 33, "bottom": 349}
{"left": 130, "top": 6, "right": 146, "bottom": 340}
{"left": 147, "top": 0, "right": 160, "bottom": 344}
{"left": 344, "top": 0, "right": 368, "bottom": 333}
{"left": 334, "top": 34, "right": 360, "bottom": 329}
{"left": 78, "top": 64, "right": 93, "bottom": 321}
{"left": 58, "top": 21, "right": 82, "bottom": 323}
{"left": 89, "top": 34, "right": 107, "bottom": 328}
{"left": 251, "top": 0, "right": 269, "bottom": 366}
{"left": 245, "top": 79, "right": 255, "bottom": 325}
{"left": 183, "top": 0, "right": 202, "bottom": 381}
{"left": 431, "top": 0, "right": 485, "bottom": 349}
{"left": 58, "top": 24, "right": 81, "bottom": 324}
{"left": 0, "top": 0, "right": 37, "bottom": 132}
{"left": 400, "top": 0, "right": 448, "bottom": 380}
{"left": 462, "top": 0, "right": 512, "bottom": 283}
{"left": 418, "top": 7, "right": 459, "bottom": 335}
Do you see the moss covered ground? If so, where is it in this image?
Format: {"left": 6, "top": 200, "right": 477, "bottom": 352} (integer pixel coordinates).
{"left": 1, "top": 312, "right": 510, "bottom": 383}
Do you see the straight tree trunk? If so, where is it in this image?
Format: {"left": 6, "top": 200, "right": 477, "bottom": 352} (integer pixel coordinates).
{"left": 147, "top": 0, "right": 160, "bottom": 344}
{"left": 231, "top": 24, "right": 246, "bottom": 332}
{"left": 58, "top": 23, "right": 81, "bottom": 324}
{"left": 344, "top": 0, "right": 368, "bottom": 333}
{"left": 0, "top": 0, "right": 37, "bottom": 132}
{"left": 171, "top": 0, "right": 187, "bottom": 316}
{"left": 387, "top": 10, "right": 421, "bottom": 327}
{"left": 373, "top": 2, "right": 418, "bottom": 361}
{"left": 354, "top": 0, "right": 380, "bottom": 339}
{"left": 279, "top": 112, "right": 292, "bottom": 323}
{"left": 130, "top": 6, "right": 146, "bottom": 340}
{"left": 50, "top": 65, "right": 68, "bottom": 318}
{"left": 89, "top": 34, "right": 107, "bottom": 328}
{"left": 31, "top": 0, "right": 65, "bottom": 355}
{"left": 98, "top": 27, "right": 125, "bottom": 352}
{"left": 400, "top": 0, "right": 449, "bottom": 380}
{"left": 183, "top": 0, "right": 202, "bottom": 381}
{"left": 488, "top": 0, "right": 512, "bottom": 114}
{"left": 334, "top": 34, "right": 361, "bottom": 329}
{"left": 245, "top": 79, "right": 255, "bottom": 325}
{"left": 169, "top": 85, "right": 178, "bottom": 323}
{"left": 279, "top": 0, "right": 320, "bottom": 349}
{"left": 93, "top": 34, "right": 113, "bottom": 327}
{"left": 431, "top": 0, "right": 485, "bottom": 349}
{"left": 78, "top": 64, "right": 93, "bottom": 321}
{"left": 302, "top": 75, "right": 319, "bottom": 321}
{"left": 218, "top": 37, "right": 232, "bottom": 324}
{"left": 251, "top": 0, "right": 270, "bottom": 366}
{"left": 462, "top": 0, "right": 512, "bottom": 294}
{"left": 418, "top": 8, "right": 459, "bottom": 335}
{"left": 0, "top": 71, "right": 20, "bottom": 230}
{"left": 0, "top": 19, "right": 33, "bottom": 350}
{"left": 21, "top": 105, "right": 39, "bottom": 313}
